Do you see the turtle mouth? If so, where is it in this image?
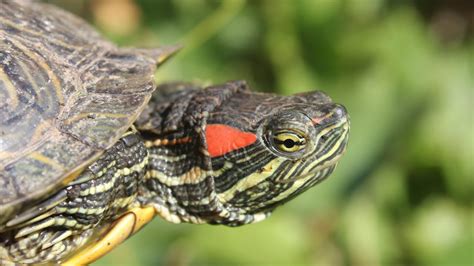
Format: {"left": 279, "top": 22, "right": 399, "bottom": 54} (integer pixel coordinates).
{"left": 275, "top": 170, "right": 320, "bottom": 184}
{"left": 274, "top": 152, "right": 343, "bottom": 184}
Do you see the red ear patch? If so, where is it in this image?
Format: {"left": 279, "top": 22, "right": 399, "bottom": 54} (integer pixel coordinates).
{"left": 205, "top": 124, "right": 257, "bottom": 157}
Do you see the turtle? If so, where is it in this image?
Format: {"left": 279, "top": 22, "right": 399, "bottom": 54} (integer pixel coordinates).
{"left": 0, "top": 0, "right": 350, "bottom": 265}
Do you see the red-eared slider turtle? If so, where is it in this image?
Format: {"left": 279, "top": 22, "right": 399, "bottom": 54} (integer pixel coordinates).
{"left": 0, "top": 0, "right": 350, "bottom": 264}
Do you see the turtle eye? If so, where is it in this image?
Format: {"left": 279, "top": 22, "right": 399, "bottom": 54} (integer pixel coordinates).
{"left": 272, "top": 130, "right": 307, "bottom": 153}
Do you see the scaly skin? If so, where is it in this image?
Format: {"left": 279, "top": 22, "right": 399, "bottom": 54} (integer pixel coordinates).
{"left": 0, "top": 81, "right": 349, "bottom": 264}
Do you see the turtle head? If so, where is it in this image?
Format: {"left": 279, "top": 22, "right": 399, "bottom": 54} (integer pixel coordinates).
{"left": 200, "top": 82, "right": 350, "bottom": 225}
{"left": 141, "top": 81, "right": 349, "bottom": 226}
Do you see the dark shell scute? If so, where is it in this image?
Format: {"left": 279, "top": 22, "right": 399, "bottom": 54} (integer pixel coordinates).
{"left": 0, "top": 1, "right": 161, "bottom": 225}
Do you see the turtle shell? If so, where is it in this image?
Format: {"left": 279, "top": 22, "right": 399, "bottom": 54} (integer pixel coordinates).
{"left": 0, "top": 1, "right": 170, "bottom": 225}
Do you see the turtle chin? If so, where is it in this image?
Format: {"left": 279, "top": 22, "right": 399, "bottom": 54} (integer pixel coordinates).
{"left": 207, "top": 206, "right": 273, "bottom": 227}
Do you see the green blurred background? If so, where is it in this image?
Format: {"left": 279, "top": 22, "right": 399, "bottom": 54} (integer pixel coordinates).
{"left": 48, "top": 0, "right": 473, "bottom": 265}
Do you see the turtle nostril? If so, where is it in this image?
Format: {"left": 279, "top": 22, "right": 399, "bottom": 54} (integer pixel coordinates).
{"left": 332, "top": 104, "right": 347, "bottom": 120}
{"left": 312, "top": 104, "right": 347, "bottom": 125}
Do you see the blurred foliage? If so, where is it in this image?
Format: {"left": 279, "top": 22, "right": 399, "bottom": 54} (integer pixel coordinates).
{"left": 47, "top": 0, "right": 473, "bottom": 265}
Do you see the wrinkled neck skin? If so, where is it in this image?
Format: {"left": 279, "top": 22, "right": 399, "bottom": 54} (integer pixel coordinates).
{"left": 135, "top": 81, "right": 347, "bottom": 226}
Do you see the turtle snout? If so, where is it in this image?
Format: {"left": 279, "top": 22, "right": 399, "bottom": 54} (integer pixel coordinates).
{"left": 311, "top": 103, "right": 348, "bottom": 126}
{"left": 331, "top": 104, "right": 348, "bottom": 123}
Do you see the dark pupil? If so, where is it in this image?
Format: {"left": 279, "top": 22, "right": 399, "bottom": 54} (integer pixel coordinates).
{"left": 283, "top": 139, "right": 295, "bottom": 148}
